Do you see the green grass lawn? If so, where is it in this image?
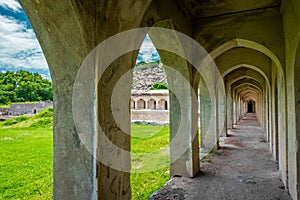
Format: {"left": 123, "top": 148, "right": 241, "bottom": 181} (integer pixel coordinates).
{"left": 131, "top": 125, "right": 170, "bottom": 199}
{"left": 0, "top": 109, "right": 53, "bottom": 200}
{"left": 0, "top": 110, "right": 170, "bottom": 200}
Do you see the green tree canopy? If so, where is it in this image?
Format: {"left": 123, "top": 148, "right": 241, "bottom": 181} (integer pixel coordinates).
{"left": 0, "top": 70, "right": 53, "bottom": 104}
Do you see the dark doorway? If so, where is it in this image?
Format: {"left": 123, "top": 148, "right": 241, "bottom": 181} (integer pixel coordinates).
{"left": 247, "top": 101, "right": 255, "bottom": 113}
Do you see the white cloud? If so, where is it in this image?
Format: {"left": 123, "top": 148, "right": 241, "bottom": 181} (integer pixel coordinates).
{"left": 0, "top": 15, "right": 48, "bottom": 70}
{"left": 136, "top": 34, "right": 160, "bottom": 63}
{"left": 140, "top": 35, "right": 157, "bottom": 52}
{"left": 0, "top": 0, "right": 21, "bottom": 12}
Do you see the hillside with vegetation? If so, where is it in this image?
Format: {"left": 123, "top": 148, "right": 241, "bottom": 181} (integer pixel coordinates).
{"left": 0, "top": 70, "right": 52, "bottom": 105}
{"left": 132, "top": 61, "right": 168, "bottom": 91}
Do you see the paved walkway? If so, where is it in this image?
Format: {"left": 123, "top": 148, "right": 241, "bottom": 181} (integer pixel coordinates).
{"left": 149, "top": 114, "right": 292, "bottom": 200}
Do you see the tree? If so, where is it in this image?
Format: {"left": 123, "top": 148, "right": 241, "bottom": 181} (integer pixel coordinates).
{"left": 0, "top": 70, "right": 53, "bottom": 104}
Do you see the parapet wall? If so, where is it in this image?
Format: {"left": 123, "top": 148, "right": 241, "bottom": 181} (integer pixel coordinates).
{"left": 8, "top": 101, "right": 53, "bottom": 115}
{"left": 131, "top": 110, "right": 169, "bottom": 124}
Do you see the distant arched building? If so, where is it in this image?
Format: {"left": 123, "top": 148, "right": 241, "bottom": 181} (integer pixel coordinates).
{"left": 131, "top": 90, "right": 169, "bottom": 123}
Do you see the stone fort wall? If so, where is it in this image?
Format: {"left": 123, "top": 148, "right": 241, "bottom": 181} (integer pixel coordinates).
{"left": 7, "top": 101, "right": 53, "bottom": 115}
{"left": 1, "top": 91, "right": 169, "bottom": 123}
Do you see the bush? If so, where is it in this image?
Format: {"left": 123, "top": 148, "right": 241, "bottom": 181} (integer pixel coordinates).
{"left": 35, "top": 107, "right": 53, "bottom": 118}
{"left": 150, "top": 82, "right": 168, "bottom": 90}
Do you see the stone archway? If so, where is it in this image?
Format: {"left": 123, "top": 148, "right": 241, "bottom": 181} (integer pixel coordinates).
{"left": 247, "top": 101, "right": 255, "bottom": 113}
{"left": 201, "top": 38, "right": 287, "bottom": 185}
{"left": 137, "top": 99, "right": 146, "bottom": 109}
{"left": 130, "top": 99, "right": 135, "bottom": 109}
{"left": 147, "top": 99, "right": 156, "bottom": 110}
{"left": 157, "top": 99, "right": 167, "bottom": 110}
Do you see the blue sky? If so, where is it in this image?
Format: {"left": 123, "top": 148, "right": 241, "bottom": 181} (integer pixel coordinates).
{"left": 136, "top": 34, "right": 160, "bottom": 63}
{"left": 0, "top": 0, "right": 160, "bottom": 79}
{"left": 0, "top": 0, "right": 49, "bottom": 78}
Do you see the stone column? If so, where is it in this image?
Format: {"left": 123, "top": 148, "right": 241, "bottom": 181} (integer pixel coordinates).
{"left": 226, "top": 87, "right": 233, "bottom": 131}
{"left": 19, "top": 1, "right": 99, "bottom": 199}
{"left": 217, "top": 76, "right": 226, "bottom": 137}
{"left": 277, "top": 71, "right": 287, "bottom": 187}
{"left": 97, "top": 55, "right": 135, "bottom": 200}
{"left": 20, "top": 1, "right": 152, "bottom": 199}
{"left": 232, "top": 90, "right": 237, "bottom": 126}
{"left": 165, "top": 63, "right": 200, "bottom": 177}
{"left": 148, "top": 24, "right": 200, "bottom": 177}
{"left": 199, "top": 70, "right": 219, "bottom": 150}
{"left": 271, "top": 69, "right": 278, "bottom": 160}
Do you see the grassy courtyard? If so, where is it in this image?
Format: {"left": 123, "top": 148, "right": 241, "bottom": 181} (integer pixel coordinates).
{"left": 131, "top": 125, "right": 170, "bottom": 199}
{"left": 0, "top": 109, "right": 170, "bottom": 199}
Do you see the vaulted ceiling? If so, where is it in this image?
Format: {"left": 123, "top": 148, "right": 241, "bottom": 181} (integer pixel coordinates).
{"left": 173, "top": 0, "right": 280, "bottom": 19}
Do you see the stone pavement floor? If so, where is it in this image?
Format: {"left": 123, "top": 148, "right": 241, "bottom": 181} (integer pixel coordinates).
{"left": 149, "top": 113, "right": 292, "bottom": 200}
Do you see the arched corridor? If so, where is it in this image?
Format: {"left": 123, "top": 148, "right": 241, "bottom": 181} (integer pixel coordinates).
{"left": 150, "top": 113, "right": 291, "bottom": 199}
{"left": 18, "top": 0, "right": 300, "bottom": 199}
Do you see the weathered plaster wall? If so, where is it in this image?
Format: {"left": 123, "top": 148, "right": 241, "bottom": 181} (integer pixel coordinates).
{"left": 282, "top": 0, "right": 300, "bottom": 198}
